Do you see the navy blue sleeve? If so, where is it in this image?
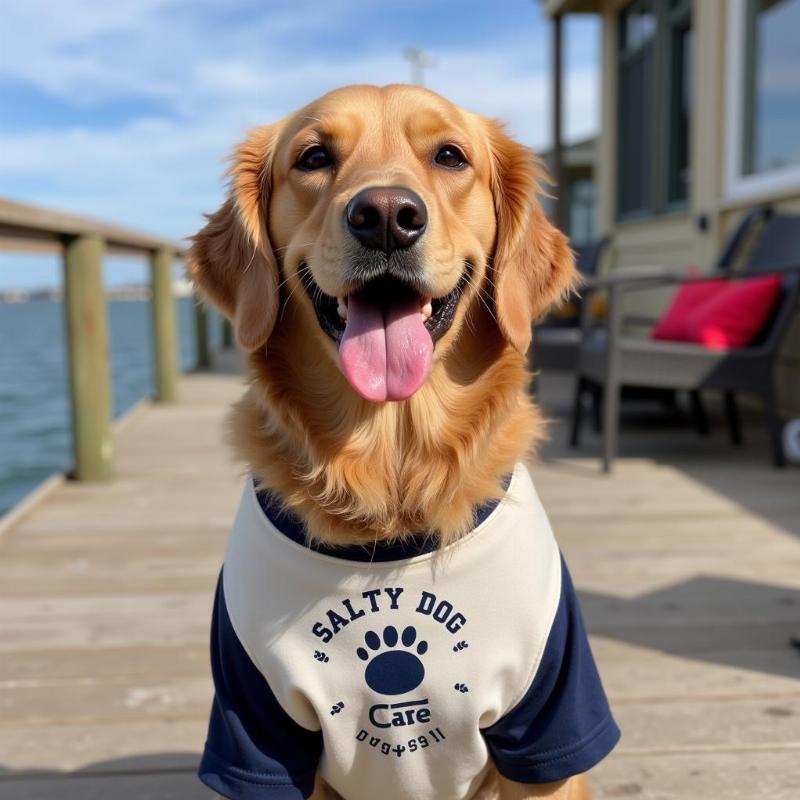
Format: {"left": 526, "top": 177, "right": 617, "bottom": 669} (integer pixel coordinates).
{"left": 482, "top": 556, "right": 620, "bottom": 783}
{"left": 198, "top": 571, "right": 323, "bottom": 799}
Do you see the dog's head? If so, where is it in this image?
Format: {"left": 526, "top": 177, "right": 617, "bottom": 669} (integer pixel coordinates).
{"left": 189, "top": 84, "right": 574, "bottom": 402}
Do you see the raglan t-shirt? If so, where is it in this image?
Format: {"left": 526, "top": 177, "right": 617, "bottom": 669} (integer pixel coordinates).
{"left": 199, "top": 463, "right": 619, "bottom": 800}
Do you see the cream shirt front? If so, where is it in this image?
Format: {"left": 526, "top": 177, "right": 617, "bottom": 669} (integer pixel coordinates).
{"left": 224, "top": 464, "right": 559, "bottom": 800}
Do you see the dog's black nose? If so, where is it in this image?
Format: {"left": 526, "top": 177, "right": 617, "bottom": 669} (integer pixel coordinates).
{"left": 346, "top": 186, "right": 427, "bottom": 253}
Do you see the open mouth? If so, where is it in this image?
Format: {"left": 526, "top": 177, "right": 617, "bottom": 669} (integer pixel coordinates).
{"left": 301, "top": 267, "right": 468, "bottom": 403}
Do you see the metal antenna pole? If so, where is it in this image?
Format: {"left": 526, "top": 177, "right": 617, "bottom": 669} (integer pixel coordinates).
{"left": 403, "top": 47, "right": 436, "bottom": 87}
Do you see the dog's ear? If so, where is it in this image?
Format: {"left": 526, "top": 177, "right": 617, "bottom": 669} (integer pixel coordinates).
{"left": 487, "top": 120, "right": 576, "bottom": 354}
{"left": 188, "top": 125, "right": 281, "bottom": 352}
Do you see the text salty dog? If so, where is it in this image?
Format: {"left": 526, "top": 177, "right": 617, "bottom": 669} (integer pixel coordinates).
{"left": 312, "top": 588, "right": 466, "bottom": 642}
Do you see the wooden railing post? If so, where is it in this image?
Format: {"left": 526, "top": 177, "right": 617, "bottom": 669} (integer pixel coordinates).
{"left": 150, "top": 248, "right": 179, "bottom": 402}
{"left": 194, "top": 295, "right": 211, "bottom": 369}
{"left": 221, "top": 317, "right": 234, "bottom": 349}
{"left": 63, "top": 234, "right": 114, "bottom": 480}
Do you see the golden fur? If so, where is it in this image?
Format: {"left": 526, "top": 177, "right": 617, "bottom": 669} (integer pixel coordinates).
{"left": 189, "top": 84, "right": 575, "bottom": 549}
{"left": 191, "top": 84, "right": 583, "bottom": 800}
{"left": 307, "top": 770, "right": 590, "bottom": 800}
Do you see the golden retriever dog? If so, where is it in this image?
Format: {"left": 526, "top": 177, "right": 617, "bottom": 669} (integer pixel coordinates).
{"left": 190, "top": 84, "right": 616, "bottom": 800}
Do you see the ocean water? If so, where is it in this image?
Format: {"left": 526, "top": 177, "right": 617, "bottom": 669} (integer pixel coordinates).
{"left": 0, "top": 298, "right": 222, "bottom": 516}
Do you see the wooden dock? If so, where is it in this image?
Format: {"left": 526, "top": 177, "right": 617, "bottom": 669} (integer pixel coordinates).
{"left": 1, "top": 367, "right": 799, "bottom": 799}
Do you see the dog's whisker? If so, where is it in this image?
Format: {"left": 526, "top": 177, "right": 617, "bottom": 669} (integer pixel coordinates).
{"left": 271, "top": 241, "right": 319, "bottom": 255}
{"left": 242, "top": 246, "right": 258, "bottom": 274}
{"left": 274, "top": 262, "right": 321, "bottom": 296}
{"left": 279, "top": 275, "right": 306, "bottom": 321}
{"left": 275, "top": 262, "right": 310, "bottom": 293}
{"left": 275, "top": 273, "right": 296, "bottom": 292}
{"left": 462, "top": 272, "right": 498, "bottom": 324}
{"left": 470, "top": 281, "right": 497, "bottom": 322}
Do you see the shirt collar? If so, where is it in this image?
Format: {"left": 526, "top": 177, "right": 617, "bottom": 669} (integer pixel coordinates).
{"left": 254, "top": 474, "right": 512, "bottom": 563}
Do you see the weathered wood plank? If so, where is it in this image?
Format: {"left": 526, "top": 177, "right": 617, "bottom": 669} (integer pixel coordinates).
{"left": 0, "top": 720, "right": 204, "bottom": 774}
{"left": 0, "top": 674, "right": 212, "bottom": 727}
{"left": 591, "top": 749, "right": 800, "bottom": 800}
{"left": 0, "top": 644, "right": 209, "bottom": 683}
{"left": 611, "top": 697, "right": 800, "bottom": 753}
{"left": 0, "top": 771, "right": 208, "bottom": 800}
{"left": 0, "top": 592, "right": 215, "bottom": 652}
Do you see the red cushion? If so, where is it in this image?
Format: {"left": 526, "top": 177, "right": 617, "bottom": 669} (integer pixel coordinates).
{"left": 684, "top": 275, "right": 782, "bottom": 350}
{"left": 650, "top": 279, "right": 726, "bottom": 341}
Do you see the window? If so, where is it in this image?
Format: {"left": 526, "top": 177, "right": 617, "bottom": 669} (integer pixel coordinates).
{"left": 726, "top": 0, "right": 800, "bottom": 199}
{"left": 617, "top": 0, "right": 692, "bottom": 219}
{"left": 744, "top": 0, "right": 800, "bottom": 175}
{"left": 568, "top": 177, "right": 596, "bottom": 245}
{"left": 667, "top": 10, "right": 691, "bottom": 204}
{"left": 617, "top": 0, "right": 657, "bottom": 217}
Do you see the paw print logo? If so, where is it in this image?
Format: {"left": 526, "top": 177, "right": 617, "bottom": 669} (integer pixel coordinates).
{"left": 356, "top": 625, "right": 428, "bottom": 695}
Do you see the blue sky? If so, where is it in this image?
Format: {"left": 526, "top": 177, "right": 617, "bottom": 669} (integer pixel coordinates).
{"left": 0, "top": 0, "right": 598, "bottom": 289}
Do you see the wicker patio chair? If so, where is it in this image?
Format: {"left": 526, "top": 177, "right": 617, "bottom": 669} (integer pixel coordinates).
{"left": 572, "top": 208, "right": 800, "bottom": 471}
{"left": 532, "top": 236, "right": 609, "bottom": 373}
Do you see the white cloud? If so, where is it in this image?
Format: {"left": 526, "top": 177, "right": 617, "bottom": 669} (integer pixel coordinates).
{"left": 0, "top": 1, "right": 599, "bottom": 244}
{"left": 0, "top": 0, "right": 180, "bottom": 101}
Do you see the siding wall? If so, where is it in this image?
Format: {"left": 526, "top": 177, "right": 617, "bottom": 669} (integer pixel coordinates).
{"left": 593, "top": 0, "right": 800, "bottom": 415}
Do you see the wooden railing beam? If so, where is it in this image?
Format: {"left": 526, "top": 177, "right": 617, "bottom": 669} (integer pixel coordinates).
{"left": 0, "top": 196, "right": 184, "bottom": 254}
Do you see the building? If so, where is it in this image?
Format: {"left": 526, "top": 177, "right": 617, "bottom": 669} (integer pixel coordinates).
{"left": 540, "top": 136, "right": 598, "bottom": 245}
{"left": 544, "top": 0, "right": 800, "bottom": 415}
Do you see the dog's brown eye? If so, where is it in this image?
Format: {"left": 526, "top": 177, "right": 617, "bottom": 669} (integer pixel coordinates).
{"left": 434, "top": 145, "right": 467, "bottom": 169}
{"left": 297, "top": 145, "right": 333, "bottom": 171}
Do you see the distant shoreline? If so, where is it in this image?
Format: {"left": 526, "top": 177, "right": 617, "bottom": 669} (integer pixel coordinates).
{"left": 0, "top": 283, "right": 193, "bottom": 304}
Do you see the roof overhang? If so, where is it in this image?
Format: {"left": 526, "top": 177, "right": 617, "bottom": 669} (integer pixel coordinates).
{"left": 539, "top": 136, "right": 597, "bottom": 169}
{"left": 543, "top": 0, "right": 604, "bottom": 15}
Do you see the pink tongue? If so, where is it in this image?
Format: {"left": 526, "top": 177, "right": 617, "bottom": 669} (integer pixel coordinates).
{"left": 339, "top": 294, "right": 433, "bottom": 402}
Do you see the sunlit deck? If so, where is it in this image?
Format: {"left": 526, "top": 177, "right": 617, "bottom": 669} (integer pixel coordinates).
{"left": 1, "top": 364, "right": 798, "bottom": 799}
